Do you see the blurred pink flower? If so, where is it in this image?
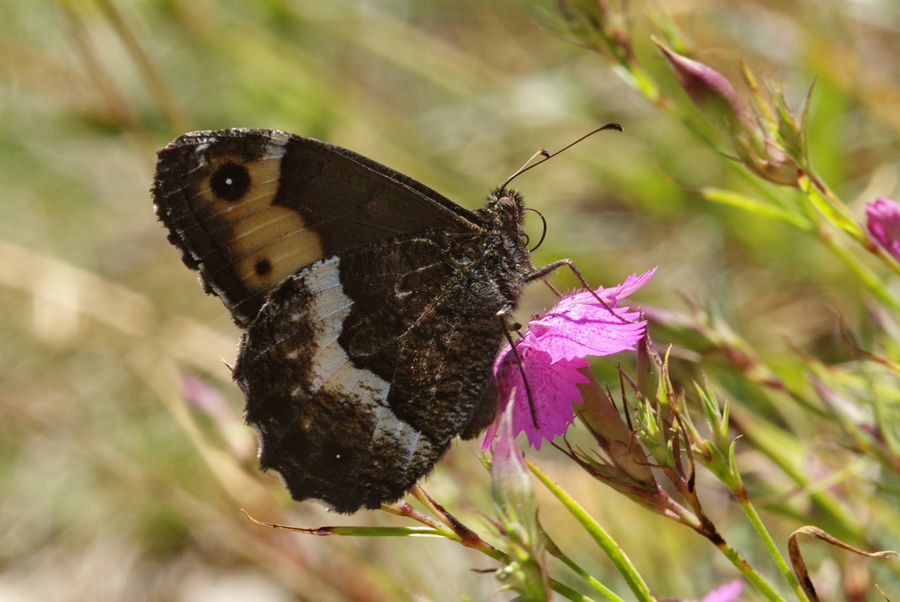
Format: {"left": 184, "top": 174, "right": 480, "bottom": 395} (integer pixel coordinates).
{"left": 686, "top": 579, "right": 744, "bottom": 602}
{"left": 482, "top": 269, "right": 654, "bottom": 450}
{"left": 866, "top": 197, "right": 900, "bottom": 261}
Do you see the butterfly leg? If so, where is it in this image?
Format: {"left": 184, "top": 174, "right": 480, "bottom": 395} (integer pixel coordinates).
{"left": 524, "top": 257, "right": 590, "bottom": 288}
{"left": 497, "top": 310, "right": 540, "bottom": 429}
{"left": 526, "top": 258, "right": 631, "bottom": 324}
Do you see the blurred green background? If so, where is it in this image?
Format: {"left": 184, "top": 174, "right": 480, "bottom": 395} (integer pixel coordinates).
{"left": 2, "top": 0, "right": 899, "bottom": 600}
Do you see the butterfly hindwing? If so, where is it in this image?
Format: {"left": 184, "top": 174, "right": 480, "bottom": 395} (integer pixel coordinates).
{"left": 237, "top": 231, "right": 515, "bottom": 512}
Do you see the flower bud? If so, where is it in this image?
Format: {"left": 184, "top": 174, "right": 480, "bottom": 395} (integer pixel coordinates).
{"left": 656, "top": 41, "right": 751, "bottom": 132}
{"left": 866, "top": 197, "right": 900, "bottom": 261}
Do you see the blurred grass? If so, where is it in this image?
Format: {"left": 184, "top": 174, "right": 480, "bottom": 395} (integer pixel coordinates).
{"left": 1, "top": 0, "right": 899, "bottom": 600}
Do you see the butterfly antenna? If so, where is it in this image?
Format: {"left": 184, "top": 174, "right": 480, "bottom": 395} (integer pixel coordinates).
{"left": 499, "top": 149, "right": 551, "bottom": 191}
{"left": 498, "top": 122, "right": 623, "bottom": 190}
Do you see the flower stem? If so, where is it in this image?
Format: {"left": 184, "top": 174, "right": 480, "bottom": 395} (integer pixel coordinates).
{"left": 737, "top": 494, "right": 810, "bottom": 601}
{"left": 545, "top": 534, "right": 626, "bottom": 601}
{"left": 550, "top": 579, "right": 600, "bottom": 602}
{"left": 528, "top": 460, "right": 655, "bottom": 602}
{"left": 708, "top": 534, "right": 785, "bottom": 602}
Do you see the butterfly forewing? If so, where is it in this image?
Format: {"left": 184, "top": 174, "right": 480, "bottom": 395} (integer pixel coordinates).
{"left": 153, "top": 128, "right": 531, "bottom": 513}
{"left": 153, "top": 129, "right": 476, "bottom": 326}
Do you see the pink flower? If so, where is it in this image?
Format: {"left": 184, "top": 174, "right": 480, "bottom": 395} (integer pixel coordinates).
{"left": 686, "top": 579, "right": 744, "bottom": 602}
{"left": 866, "top": 197, "right": 900, "bottom": 261}
{"left": 482, "top": 269, "right": 654, "bottom": 450}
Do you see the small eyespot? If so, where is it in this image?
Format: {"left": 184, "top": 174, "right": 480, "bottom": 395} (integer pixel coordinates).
{"left": 254, "top": 258, "right": 272, "bottom": 276}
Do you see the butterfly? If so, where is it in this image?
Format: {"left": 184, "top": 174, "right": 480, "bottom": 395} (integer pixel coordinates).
{"left": 153, "top": 128, "right": 543, "bottom": 513}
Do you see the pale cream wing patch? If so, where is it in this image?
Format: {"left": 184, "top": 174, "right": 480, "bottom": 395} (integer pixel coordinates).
{"left": 190, "top": 139, "right": 324, "bottom": 315}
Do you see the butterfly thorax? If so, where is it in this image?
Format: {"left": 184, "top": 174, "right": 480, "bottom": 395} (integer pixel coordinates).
{"left": 472, "top": 188, "right": 532, "bottom": 306}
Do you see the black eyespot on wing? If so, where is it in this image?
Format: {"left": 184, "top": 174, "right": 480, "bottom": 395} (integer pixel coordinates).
{"left": 210, "top": 163, "right": 251, "bottom": 201}
{"left": 254, "top": 258, "right": 272, "bottom": 276}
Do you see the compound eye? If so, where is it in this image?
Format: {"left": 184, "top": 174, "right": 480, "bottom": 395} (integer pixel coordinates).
{"left": 498, "top": 195, "right": 518, "bottom": 216}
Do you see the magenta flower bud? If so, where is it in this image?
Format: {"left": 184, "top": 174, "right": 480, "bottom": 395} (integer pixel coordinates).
{"left": 866, "top": 197, "right": 900, "bottom": 261}
{"left": 490, "top": 401, "right": 535, "bottom": 521}
{"left": 656, "top": 41, "right": 751, "bottom": 131}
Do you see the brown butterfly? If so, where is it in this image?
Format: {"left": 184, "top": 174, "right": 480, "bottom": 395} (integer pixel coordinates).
{"left": 153, "top": 129, "right": 536, "bottom": 513}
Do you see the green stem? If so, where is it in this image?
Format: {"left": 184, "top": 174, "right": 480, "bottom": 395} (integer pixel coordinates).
{"left": 710, "top": 534, "right": 786, "bottom": 601}
{"left": 732, "top": 409, "right": 863, "bottom": 544}
{"left": 548, "top": 542, "right": 625, "bottom": 601}
{"left": 819, "top": 227, "right": 900, "bottom": 311}
{"left": 551, "top": 579, "right": 600, "bottom": 602}
{"left": 658, "top": 490, "right": 784, "bottom": 599}
{"left": 738, "top": 496, "right": 810, "bottom": 601}
{"left": 381, "top": 502, "right": 507, "bottom": 562}
{"left": 528, "top": 460, "right": 655, "bottom": 602}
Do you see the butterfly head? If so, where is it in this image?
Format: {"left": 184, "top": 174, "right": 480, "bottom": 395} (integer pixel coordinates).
{"left": 480, "top": 187, "right": 525, "bottom": 227}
